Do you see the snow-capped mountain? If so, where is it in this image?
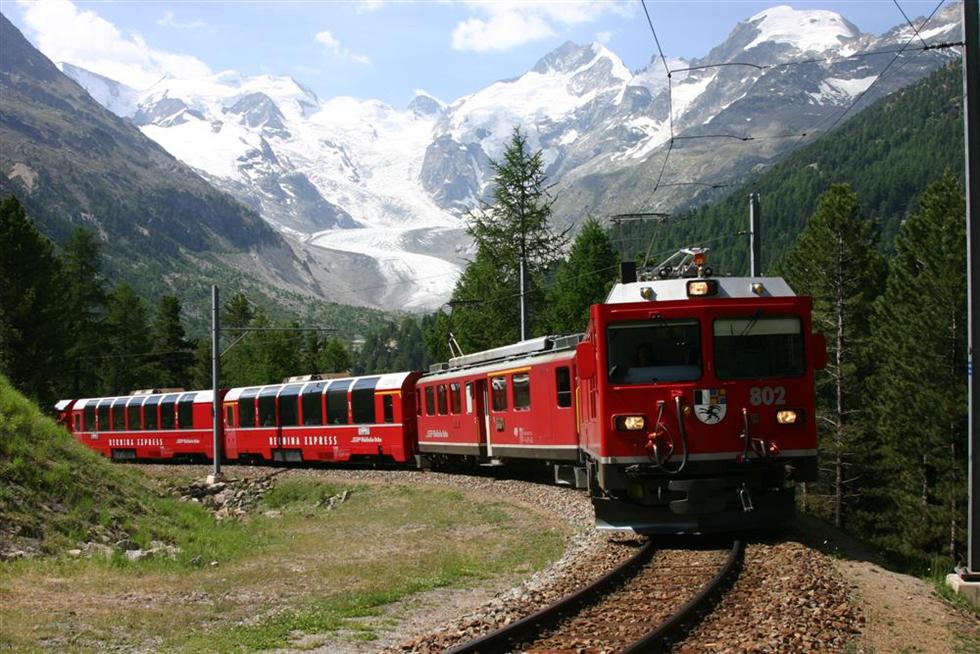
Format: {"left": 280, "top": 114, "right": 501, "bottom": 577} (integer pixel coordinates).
{"left": 60, "top": 3, "right": 962, "bottom": 310}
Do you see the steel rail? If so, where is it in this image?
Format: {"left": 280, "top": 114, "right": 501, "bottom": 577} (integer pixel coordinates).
{"left": 621, "top": 539, "right": 745, "bottom": 654}
{"left": 445, "top": 539, "right": 657, "bottom": 654}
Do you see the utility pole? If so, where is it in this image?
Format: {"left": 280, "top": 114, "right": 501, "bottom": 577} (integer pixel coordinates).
{"left": 961, "top": 0, "right": 980, "bottom": 584}
{"left": 208, "top": 285, "right": 222, "bottom": 483}
{"left": 749, "top": 193, "right": 762, "bottom": 276}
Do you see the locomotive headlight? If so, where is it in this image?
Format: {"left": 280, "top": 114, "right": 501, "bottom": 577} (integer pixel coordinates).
{"left": 776, "top": 409, "right": 802, "bottom": 425}
{"left": 686, "top": 280, "right": 718, "bottom": 297}
{"left": 616, "top": 415, "right": 646, "bottom": 431}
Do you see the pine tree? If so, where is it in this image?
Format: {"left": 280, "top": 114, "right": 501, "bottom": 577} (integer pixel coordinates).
{"left": 781, "top": 184, "right": 885, "bottom": 528}
{"left": 320, "top": 338, "right": 352, "bottom": 373}
{"left": 451, "top": 127, "right": 568, "bottom": 350}
{"left": 153, "top": 295, "right": 193, "bottom": 388}
{"left": 0, "top": 195, "right": 67, "bottom": 404}
{"left": 223, "top": 292, "right": 254, "bottom": 329}
{"left": 867, "top": 173, "right": 966, "bottom": 564}
{"left": 542, "top": 217, "right": 619, "bottom": 333}
{"left": 61, "top": 227, "right": 108, "bottom": 397}
{"left": 101, "top": 283, "right": 155, "bottom": 395}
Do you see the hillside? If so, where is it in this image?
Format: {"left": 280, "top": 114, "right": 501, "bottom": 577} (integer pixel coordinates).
{"left": 0, "top": 375, "right": 186, "bottom": 558}
{"left": 621, "top": 62, "right": 965, "bottom": 274}
{"left": 0, "top": 14, "right": 391, "bottom": 327}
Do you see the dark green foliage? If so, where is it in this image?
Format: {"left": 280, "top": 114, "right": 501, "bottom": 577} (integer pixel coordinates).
{"left": 541, "top": 217, "right": 618, "bottom": 333}
{"left": 61, "top": 227, "right": 108, "bottom": 396}
{"left": 152, "top": 295, "right": 194, "bottom": 388}
{"left": 0, "top": 195, "right": 67, "bottom": 404}
{"left": 101, "top": 283, "right": 156, "bottom": 394}
{"left": 864, "top": 173, "right": 966, "bottom": 566}
{"left": 780, "top": 184, "right": 885, "bottom": 527}
{"left": 321, "top": 338, "right": 353, "bottom": 374}
{"left": 223, "top": 292, "right": 255, "bottom": 329}
{"left": 451, "top": 128, "right": 568, "bottom": 351}
{"left": 620, "top": 63, "right": 963, "bottom": 275}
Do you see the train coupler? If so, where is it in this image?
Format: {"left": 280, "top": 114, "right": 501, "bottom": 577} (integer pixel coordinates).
{"left": 738, "top": 483, "right": 754, "bottom": 512}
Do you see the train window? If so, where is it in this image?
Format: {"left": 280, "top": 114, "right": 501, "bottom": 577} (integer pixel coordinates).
{"left": 258, "top": 387, "right": 279, "bottom": 426}
{"left": 383, "top": 395, "right": 394, "bottom": 423}
{"left": 449, "top": 383, "right": 461, "bottom": 414}
{"left": 177, "top": 393, "right": 196, "bottom": 429}
{"left": 160, "top": 395, "right": 178, "bottom": 429}
{"left": 84, "top": 404, "right": 95, "bottom": 431}
{"left": 606, "top": 319, "right": 702, "bottom": 383}
{"left": 714, "top": 317, "right": 804, "bottom": 380}
{"left": 73, "top": 413, "right": 82, "bottom": 431}
{"left": 278, "top": 384, "right": 303, "bottom": 427}
{"left": 512, "top": 373, "right": 531, "bottom": 410}
{"left": 351, "top": 377, "right": 379, "bottom": 424}
{"left": 327, "top": 380, "right": 351, "bottom": 425}
{"left": 556, "top": 367, "right": 572, "bottom": 408}
{"left": 239, "top": 388, "right": 258, "bottom": 428}
{"left": 425, "top": 386, "right": 435, "bottom": 415}
{"left": 127, "top": 398, "right": 143, "bottom": 431}
{"left": 225, "top": 405, "right": 234, "bottom": 427}
{"left": 111, "top": 399, "right": 127, "bottom": 431}
{"left": 465, "top": 383, "right": 473, "bottom": 414}
{"left": 97, "top": 400, "right": 110, "bottom": 431}
{"left": 143, "top": 396, "right": 160, "bottom": 430}
{"left": 436, "top": 384, "right": 448, "bottom": 415}
{"left": 491, "top": 376, "right": 508, "bottom": 412}
{"left": 301, "top": 382, "right": 326, "bottom": 426}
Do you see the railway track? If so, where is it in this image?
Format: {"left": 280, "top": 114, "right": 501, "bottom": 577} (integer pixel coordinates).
{"left": 447, "top": 539, "right": 744, "bottom": 654}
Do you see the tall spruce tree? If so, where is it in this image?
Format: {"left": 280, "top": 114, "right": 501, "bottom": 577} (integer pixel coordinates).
{"left": 0, "top": 195, "right": 67, "bottom": 404}
{"left": 153, "top": 295, "right": 194, "bottom": 388}
{"left": 321, "top": 338, "right": 352, "bottom": 373}
{"left": 451, "top": 127, "right": 567, "bottom": 351}
{"left": 101, "top": 283, "right": 155, "bottom": 395}
{"left": 542, "top": 218, "right": 618, "bottom": 333}
{"left": 780, "top": 184, "right": 885, "bottom": 527}
{"left": 867, "top": 173, "right": 966, "bottom": 564}
{"left": 61, "top": 227, "right": 108, "bottom": 397}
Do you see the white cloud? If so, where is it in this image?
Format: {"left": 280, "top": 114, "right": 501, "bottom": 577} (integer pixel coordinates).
{"left": 156, "top": 11, "right": 207, "bottom": 30}
{"left": 451, "top": 0, "right": 634, "bottom": 52}
{"left": 596, "top": 30, "right": 612, "bottom": 44}
{"left": 16, "top": 0, "right": 211, "bottom": 89}
{"left": 357, "top": 0, "right": 386, "bottom": 13}
{"left": 315, "top": 29, "right": 371, "bottom": 65}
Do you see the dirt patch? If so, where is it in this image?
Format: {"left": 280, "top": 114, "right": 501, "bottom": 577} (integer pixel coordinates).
{"left": 792, "top": 514, "right": 980, "bottom": 653}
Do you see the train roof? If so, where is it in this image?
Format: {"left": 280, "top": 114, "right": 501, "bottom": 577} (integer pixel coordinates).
{"left": 223, "top": 371, "right": 414, "bottom": 402}
{"left": 426, "top": 334, "right": 581, "bottom": 378}
{"left": 604, "top": 276, "right": 795, "bottom": 304}
{"left": 72, "top": 391, "right": 214, "bottom": 409}
{"left": 422, "top": 348, "right": 576, "bottom": 383}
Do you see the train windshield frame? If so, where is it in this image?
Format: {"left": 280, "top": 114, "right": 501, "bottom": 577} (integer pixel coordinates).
{"left": 713, "top": 315, "right": 805, "bottom": 380}
{"left": 605, "top": 318, "right": 702, "bottom": 384}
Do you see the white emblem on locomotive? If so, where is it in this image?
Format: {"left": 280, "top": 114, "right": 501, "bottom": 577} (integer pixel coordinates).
{"left": 694, "top": 388, "right": 727, "bottom": 424}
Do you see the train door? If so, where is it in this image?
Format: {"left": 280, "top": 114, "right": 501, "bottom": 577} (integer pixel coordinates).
{"left": 223, "top": 402, "right": 239, "bottom": 459}
{"left": 479, "top": 378, "right": 494, "bottom": 456}
{"left": 468, "top": 379, "right": 489, "bottom": 455}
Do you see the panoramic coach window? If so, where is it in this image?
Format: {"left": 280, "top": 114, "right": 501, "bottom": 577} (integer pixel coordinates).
{"left": 606, "top": 319, "right": 702, "bottom": 384}
{"left": 238, "top": 388, "right": 258, "bottom": 428}
{"left": 436, "top": 384, "right": 448, "bottom": 415}
{"left": 327, "top": 380, "right": 351, "bottom": 425}
{"left": 112, "top": 398, "right": 127, "bottom": 431}
{"left": 143, "top": 395, "right": 160, "bottom": 430}
{"left": 424, "top": 386, "right": 436, "bottom": 416}
{"left": 512, "top": 373, "right": 531, "bottom": 410}
{"left": 96, "top": 401, "right": 110, "bottom": 431}
{"left": 278, "top": 384, "right": 303, "bottom": 427}
{"left": 301, "top": 382, "right": 326, "bottom": 426}
{"left": 84, "top": 404, "right": 95, "bottom": 431}
{"left": 556, "top": 367, "right": 572, "bottom": 408}
{"left": 258, "top": 387, "right": 279, "bottom": 427}
{"left": 160, "top": 395, "right": 178, "bottom": 430}
{"left": 449, "top": 383, "right": 461, "bottom": 414}
{"left": 383, "top": 395, "right": 394, "bottom": 423}
{"left": 713, "top": 316, "right": 804, "bottom": 379}
{"left": 127, "top": 397, "right": 143, "bottom": 431}
{"left": 491, "top": 376, "right": 508, "bottom": 412}
{"left": 177, "top": 393, "right": 196, "bottom": 429}
{"left": 351, "top": 377, "right": 379, "bottom": 424}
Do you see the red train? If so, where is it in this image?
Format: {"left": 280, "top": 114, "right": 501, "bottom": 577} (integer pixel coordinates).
{"left": 56, "top": 252, "right": 824, "bottom": 534}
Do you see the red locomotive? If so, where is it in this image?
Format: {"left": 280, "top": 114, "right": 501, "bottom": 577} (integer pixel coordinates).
{"left": 56, "top": 249, "right": 823, "bottom": 534}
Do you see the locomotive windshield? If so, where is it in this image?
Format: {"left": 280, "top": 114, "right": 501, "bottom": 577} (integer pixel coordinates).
{"left": 606, "top": 319, "right": 701, "bottom": 383}
{"left": 713, "top": 316, "right": 804, "bottom": 379}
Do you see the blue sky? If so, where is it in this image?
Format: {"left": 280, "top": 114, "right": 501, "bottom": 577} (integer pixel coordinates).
{"left": 6, "top": 0, "right": 950, "bottom": 107}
